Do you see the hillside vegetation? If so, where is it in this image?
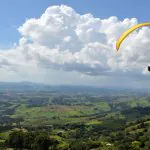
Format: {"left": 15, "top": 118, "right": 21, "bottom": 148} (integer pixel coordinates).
{"left": 0, "top": 88, "right": 149, "bottom": 149}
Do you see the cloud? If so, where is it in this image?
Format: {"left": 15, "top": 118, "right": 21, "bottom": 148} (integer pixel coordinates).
{"left": 0, "top": 5, "right": 150, "bottom": 85}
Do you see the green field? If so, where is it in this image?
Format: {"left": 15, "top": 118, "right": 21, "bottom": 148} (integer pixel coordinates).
{"left": 11, "top": 101, "right": 111, "bottom": 125}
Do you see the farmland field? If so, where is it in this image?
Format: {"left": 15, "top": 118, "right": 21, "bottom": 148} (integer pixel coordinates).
{"left": 0, "top": 84, "right": 150, "bottom": 149}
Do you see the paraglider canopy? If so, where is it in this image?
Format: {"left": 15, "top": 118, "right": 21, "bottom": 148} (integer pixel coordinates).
{"left": 116, "top": 22, "right": 150, "bottom": 50}
{"left": 116, "top": 22, "right": 150, "bottom": 72}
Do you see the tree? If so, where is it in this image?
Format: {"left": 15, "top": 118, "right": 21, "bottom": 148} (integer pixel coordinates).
{"left": 6, "top": 130, "right": 24, "bottom": 149}
{"left": 131, "top": 141, "right": 141, "bottom": 150}
{"left": 32, "top": 133, "right": 52, "bottom": 150}
{"left": 69, "top": 140, "right": 90, "bottom": 150}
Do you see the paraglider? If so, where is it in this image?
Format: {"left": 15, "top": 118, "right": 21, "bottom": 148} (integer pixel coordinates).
{"left": 116, "top": 22, "right": 150, "bottom": 72}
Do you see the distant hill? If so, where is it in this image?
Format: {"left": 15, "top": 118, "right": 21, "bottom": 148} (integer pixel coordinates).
{"left": 0, "top": 81, "right": 51, "bottom": 91}
{"left": 0, "top": 81, "right": 148, "bottom": 96}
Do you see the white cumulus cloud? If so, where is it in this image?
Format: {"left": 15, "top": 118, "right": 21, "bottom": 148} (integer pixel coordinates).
{"left": 0, "top": 5, "right": 150, "bottom": 86}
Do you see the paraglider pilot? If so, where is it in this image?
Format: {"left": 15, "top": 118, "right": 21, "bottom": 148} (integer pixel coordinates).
{"left": 148, "top": 66, "right": 150, "bottom": 72}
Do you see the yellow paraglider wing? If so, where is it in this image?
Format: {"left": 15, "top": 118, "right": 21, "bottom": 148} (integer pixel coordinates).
{"left": 116, "top": 22, "right": 150, "bottom": 50}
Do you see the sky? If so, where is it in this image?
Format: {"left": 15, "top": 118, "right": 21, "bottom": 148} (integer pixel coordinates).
{"left": 0, "top": 0, "right": 150, "bottom": 88}
{"left": 1, "top": 0, "right": 150, "bottom": 48}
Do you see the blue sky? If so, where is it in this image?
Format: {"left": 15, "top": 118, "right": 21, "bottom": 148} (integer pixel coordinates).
{"left": 0, "top": 0, "right": 150, "bottom": 48}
